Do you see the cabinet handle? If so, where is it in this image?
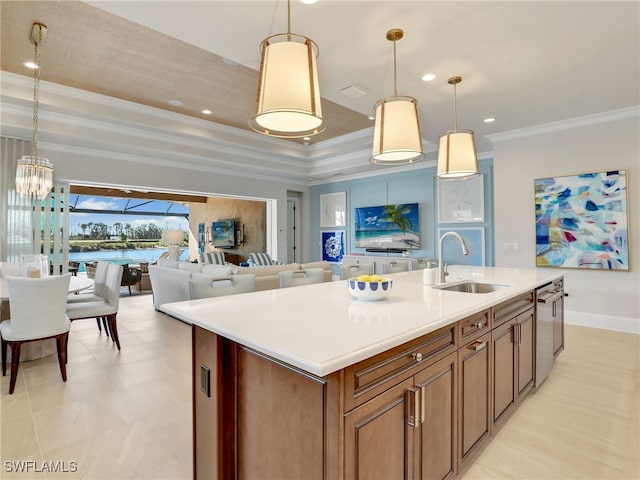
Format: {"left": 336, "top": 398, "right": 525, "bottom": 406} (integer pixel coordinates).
{"left": 513, "top": 324, "right": 522, "bottom": 345}
{"left": 552, "top": 300, "right": 556, "bottom": 317}
{"left": 420, "top": 385, "right": 427, "bottom": 425}
{"left": 470, "top": 341, "right": 487, "bottom": 351}
{"left": 475, "top": 322, "right": 485, "bottom": 329}
{"left": 407, "top": 387, "right": 420, "bottom": 428}
{"left": 412, "top": 352, "right": 423, "bottom": 362}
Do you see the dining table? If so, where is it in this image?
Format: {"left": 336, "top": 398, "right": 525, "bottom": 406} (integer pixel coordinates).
{"left": 0, "top": 275, "right": 94, "bottom": 361}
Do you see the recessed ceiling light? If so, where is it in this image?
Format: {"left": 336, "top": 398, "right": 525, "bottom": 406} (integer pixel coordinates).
{"left": 168, "top": 99, "right": 183, "bottom": 106}
{"left": 303, "top": 136, "right": 311, "bottom": 141}
{"left": 421, "top": 73, "right": 436, "bottom": 82}
{"left": 202, "top": 109, "right": 212, "bottom": 115}
{"left": 23, "top": 61, "right": 38, "bottom": 69}
{"left": 484, "top": 117, "right": 496, "bottom": 123}
{"left": 300, "top": 0, "right": 318, "bottom": 4}
{"left": 368, "top": 115, "right": 375, "bottom": 121}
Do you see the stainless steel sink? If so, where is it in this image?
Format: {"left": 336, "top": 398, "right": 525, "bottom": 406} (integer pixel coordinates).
{"left": 432, "top": 281, "right": 509, "bottom": 294}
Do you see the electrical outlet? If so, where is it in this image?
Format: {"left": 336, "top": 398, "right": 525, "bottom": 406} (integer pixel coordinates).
{"left": 503, "top": 243, "right": 520, "bottom": 252}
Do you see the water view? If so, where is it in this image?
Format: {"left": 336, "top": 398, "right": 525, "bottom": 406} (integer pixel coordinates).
{"left": 69, "top": 248, "right": 189, "bottom": 272}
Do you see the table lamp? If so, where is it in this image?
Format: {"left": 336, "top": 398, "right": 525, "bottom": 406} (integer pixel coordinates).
{"left": 162, "top": 230, "right": 184, "bottom": 262}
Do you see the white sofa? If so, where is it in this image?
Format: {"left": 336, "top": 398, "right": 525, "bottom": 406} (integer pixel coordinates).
{"left": 148, "top": 260, "right": 332, "bottom": 310}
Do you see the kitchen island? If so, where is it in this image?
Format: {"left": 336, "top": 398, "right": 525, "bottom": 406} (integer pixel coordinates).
{"left": 161, "top": 266, "right": 565, "bottom": 479}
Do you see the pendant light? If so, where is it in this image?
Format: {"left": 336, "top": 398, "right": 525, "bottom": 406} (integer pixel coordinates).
{"left": 370, "top": 28, "right": 424, "bottom": 165}
{"left": 15, "top": 22, "right": 54, "bottom": 200}
{"left": 437, "top": 76, "right": 479, "bottom": 178}
{"left": 249, "top": 0, "right": 326, "bottom": 138}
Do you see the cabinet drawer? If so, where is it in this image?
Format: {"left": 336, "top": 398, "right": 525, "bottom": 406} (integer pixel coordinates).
{"left": 458, "top": 310, "right": 491, "bottom": 346}
{"left": 492, "top": 291, "right": 534, "bottom": 327}
{"left": 344, "top": 324, "right": 457, "bottom": 412}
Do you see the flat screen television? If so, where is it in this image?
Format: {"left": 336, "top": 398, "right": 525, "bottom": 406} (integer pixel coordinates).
{"left": 211, "top": 219, "right": 235, "bottom": 248}
{"left": 354, "top": 203, "right": 420, "bottom": 250}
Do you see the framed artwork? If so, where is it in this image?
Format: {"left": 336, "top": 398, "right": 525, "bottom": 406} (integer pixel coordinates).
{"left": 437, "top": 174, "right": 484, "bottom": 223}
{"left": 535, "top": 169, "right": 629, "bottom": 270}
{"left": 198, "top": 223, "right": 205, "bottom": 254}
{"left": 321, "top": 230, "right": 345, "bottom": 263}
{"left": 438, "top": 227, "right": 485, "bottom": 266}
{"left": 320, "top": 192, "right": 346, "bottom": 227}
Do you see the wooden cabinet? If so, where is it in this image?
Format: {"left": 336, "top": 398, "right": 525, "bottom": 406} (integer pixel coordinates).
{"left": 415, "top": 352, "right": 458, "bottom": 480}
{"left": 344, "top": 377, "right": 415, "bottom": 479}
{"left": 458, "top": 332, "right": 491, "bottom": 467}
{"left": 491, "top": 292, "right": 535, "bottom": 426}
{"left": 192, "top": 285, "right": 563, "bottom": 480}
{"left": 344, "top": 350, "right": 458, "bottom": 480}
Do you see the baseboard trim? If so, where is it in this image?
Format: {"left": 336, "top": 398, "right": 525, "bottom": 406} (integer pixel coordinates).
{"left": 565, "top": 310, "right": 640, "bottom": 334}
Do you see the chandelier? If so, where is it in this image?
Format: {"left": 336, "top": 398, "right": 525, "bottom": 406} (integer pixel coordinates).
{"left": 370, "top": 29, "right": 425, "bottom": 165}
{"left": 249, "top": 0, "right": 326, "bottom": 138}
{"left": 15, "top": 22, "right": 53, "bottom": 200}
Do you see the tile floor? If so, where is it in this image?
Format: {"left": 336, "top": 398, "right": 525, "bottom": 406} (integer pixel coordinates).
{"left": 1, "top": 291, "right": 638, "bottom": 479}
{"left": 1, "top": 292, "right": 192, "bottom": 479}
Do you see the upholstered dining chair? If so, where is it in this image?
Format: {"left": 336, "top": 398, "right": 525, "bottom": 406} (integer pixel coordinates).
{"left": 339, "top": 263, "right": 374, "bottom": 280}
{"left": 278, "top": 268, "right": 325, "bottom": 288}
{"left": 381, "top": 260, "right": 410, "bottom": 274}
{"left": 190, "top": 274, "right": 256, "bottom": 299}
{"left": 1, "top": 274, "right": 71, "bottom": 394}
{"left": 67, "top": 261, "right": 110, "bottom": 334}
{"left": 66, "top": 263, "right": 124, "bottom": 350}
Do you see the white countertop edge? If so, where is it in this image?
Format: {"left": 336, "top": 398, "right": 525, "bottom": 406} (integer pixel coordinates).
{"left": 160, "top": 267, "right": 566, "bottom": 378}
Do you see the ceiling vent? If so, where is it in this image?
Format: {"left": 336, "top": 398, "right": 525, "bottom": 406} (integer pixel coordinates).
{"left": 339, "top": 84, "right": 367, "bottom": 99}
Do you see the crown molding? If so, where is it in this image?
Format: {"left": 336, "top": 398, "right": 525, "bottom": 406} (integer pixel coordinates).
{"left": 487, "top": 106, "right": 640, "bottom": 143}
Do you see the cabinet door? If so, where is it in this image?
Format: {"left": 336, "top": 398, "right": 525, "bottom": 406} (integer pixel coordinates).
{"left": 458, "top": 333, "right": 491, "bottom": 464}
{"left": 345, "top": 377, "right": 416, "bottom": 480}
{"left": 414, "top": 352, "right": 457, "bottom": 480}
{"left": 492, "top": 321, "right": 515, "bottom": 423}
{"left": 517, "top": 309, "right": 535, "bottom": 398}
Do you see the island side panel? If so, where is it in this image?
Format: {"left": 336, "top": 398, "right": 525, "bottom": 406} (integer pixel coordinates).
{"left": 236, "top": 346, "right": 341, "bottom": 479}
{"left": 193, "top": 326, "right": 219, "bottom": 479}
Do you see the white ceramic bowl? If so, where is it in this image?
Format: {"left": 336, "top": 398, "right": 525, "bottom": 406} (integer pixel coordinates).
{"left": 347, "top": 277, "right": 393, "bottom": 301}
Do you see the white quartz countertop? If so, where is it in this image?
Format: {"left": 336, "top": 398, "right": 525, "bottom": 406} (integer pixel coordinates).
{"left": 161, "top": 266, "right": 564, "bottom": 377}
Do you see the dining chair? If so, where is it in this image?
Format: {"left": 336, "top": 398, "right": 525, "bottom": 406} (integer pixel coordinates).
{"left": 381, "top": 260, "right": 410, "bottom": 274}
{"left": 278, "top": 268, "right": 325, "bottom": 288}
{"left": 190, "top": 274, "right": 256, "bottom": 299}
{"left": 1, "top": 274, "right": 71, "bottom": 394}
{"left": 339, "top": 263, "right": 374, "bottom": 280}
{"left": 67, "top": 261, "right": 110, "bottom": 334}
{"left": 66, "top": 263, "right": 124, "bottom": 350}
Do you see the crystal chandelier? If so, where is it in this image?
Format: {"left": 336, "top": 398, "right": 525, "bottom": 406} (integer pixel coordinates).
{"left": 16, "top": 22, "right": 53, "bottom": 200}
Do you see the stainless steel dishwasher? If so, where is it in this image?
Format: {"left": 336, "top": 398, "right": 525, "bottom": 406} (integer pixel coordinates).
{"left": 535, "top": 279, "right": 564, "bottom": 387}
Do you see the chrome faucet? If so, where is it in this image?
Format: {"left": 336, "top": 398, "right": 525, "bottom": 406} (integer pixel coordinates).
{"left": 437, "top": 231, "right": 469, "bottom": 283}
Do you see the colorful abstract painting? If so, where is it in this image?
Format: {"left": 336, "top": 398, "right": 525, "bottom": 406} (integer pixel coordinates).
{"left": 198, "top": 223, "right": 205, "bottom": 255}
{"left": 535, "top": 170, "right": 629, "bottom": 270}
{"left": 322, "top": 231, "right": 345, "bottom": 263}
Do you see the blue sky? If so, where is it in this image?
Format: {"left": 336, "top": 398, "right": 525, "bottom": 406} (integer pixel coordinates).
{"left": 68, "top": 195, "right": 189, "bottom": 236}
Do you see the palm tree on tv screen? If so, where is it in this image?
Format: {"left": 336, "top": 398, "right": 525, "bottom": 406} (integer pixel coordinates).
{"left": 380, "top": 205, "right": 413, "bottom": 234}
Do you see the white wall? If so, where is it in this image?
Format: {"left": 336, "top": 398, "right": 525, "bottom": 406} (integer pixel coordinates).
{"left": 493, "top": 114, "right": 639, "bottom": 333}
